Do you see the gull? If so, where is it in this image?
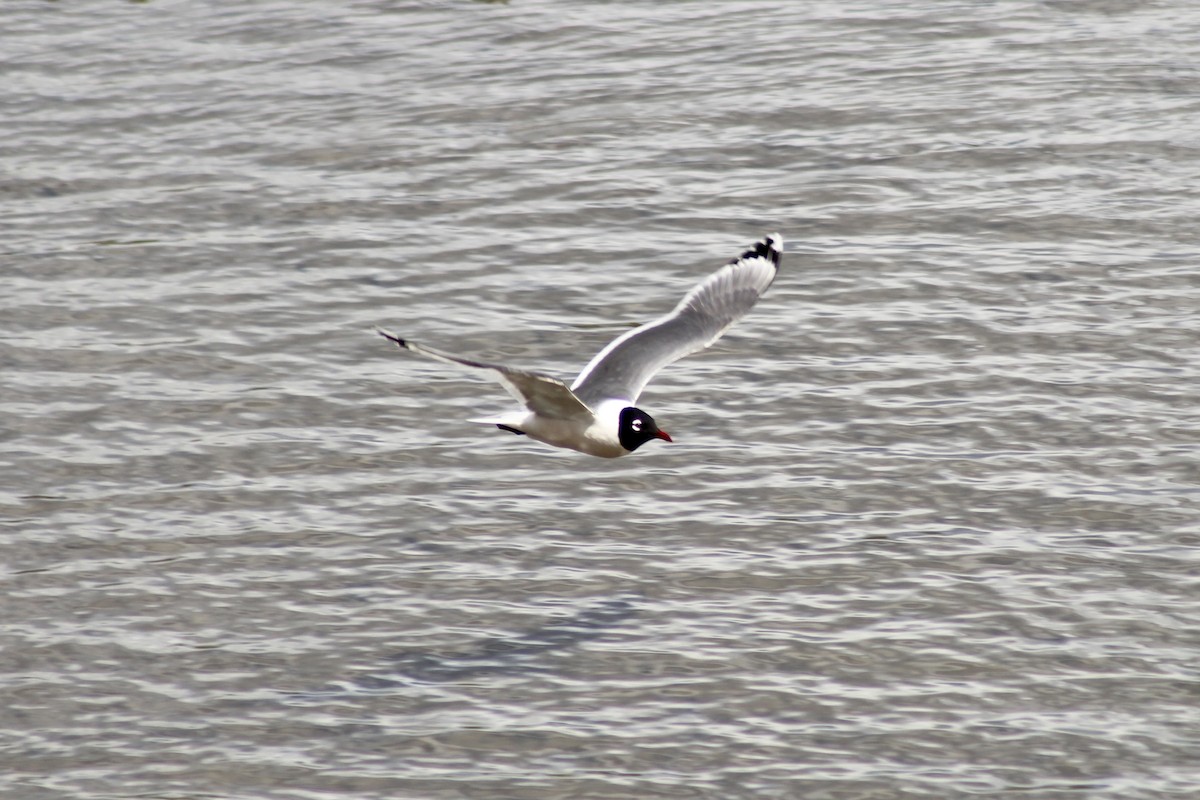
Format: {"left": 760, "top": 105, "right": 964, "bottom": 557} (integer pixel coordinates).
{"left": 378, "top": 233, "right": 781, "bottom": 457}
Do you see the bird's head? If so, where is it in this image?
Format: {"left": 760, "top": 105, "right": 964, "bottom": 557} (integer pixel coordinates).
{"left": 618, "top": 406, "right": 673, "bottom": 452}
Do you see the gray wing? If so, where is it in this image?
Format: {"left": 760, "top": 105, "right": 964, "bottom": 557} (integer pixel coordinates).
{"left": 377, "top": 329, "right": 594, "bottom": 421}
{"left": 570, "top": 233, "right": 781, "bottom": 407}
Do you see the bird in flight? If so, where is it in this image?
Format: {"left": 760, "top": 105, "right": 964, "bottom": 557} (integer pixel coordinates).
{"left": 378, "top": 233, "right": 781, "bottom": 457}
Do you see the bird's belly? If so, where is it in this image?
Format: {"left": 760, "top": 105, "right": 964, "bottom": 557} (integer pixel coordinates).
{"left": 522, "top": 417, "right": 626, "bottom": 458}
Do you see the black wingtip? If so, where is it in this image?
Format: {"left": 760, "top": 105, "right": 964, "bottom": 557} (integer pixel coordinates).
{"left": 376, "top": 328, "right": 409, "bottom": 349}
{"left": 732, "top": 233, "right": 783, "bottom": 269}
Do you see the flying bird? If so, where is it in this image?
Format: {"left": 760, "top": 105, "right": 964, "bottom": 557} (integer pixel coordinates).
{"left": 378, "top": 233, "right": 781, "bottom": 457}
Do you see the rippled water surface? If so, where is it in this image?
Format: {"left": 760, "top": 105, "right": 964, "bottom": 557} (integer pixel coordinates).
{"left": 4, "top": 1, "right": 1200, "bottom": 798}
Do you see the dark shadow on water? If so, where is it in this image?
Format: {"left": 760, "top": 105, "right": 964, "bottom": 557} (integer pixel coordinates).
{"left": 282, "top": 596, "right": 641, "bottom": 700}
{"left": 378, "top": 596, "right": 640, "bottom": 683}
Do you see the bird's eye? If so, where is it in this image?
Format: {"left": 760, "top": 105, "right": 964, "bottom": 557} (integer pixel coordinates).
{"left": 631, "top": 419, "right": 643, "bottom": 432}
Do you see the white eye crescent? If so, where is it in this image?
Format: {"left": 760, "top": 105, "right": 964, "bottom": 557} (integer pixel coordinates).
{"left": 631, "top": 419, "right": 643, "bottom": 432}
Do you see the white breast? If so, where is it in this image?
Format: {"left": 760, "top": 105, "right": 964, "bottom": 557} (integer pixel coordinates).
{"left": 494, "top": 400, "right": 623, "bottom": 458}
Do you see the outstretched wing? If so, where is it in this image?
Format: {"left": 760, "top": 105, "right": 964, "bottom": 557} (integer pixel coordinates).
{"left": 377, "top": 329, "right": 594, "bottom": 421}
{"left": 570, "top": 233, "right": 782, "bottom": 406}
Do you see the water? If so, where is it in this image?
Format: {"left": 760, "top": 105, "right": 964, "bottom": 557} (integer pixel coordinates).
{"left": 4, "top": 1, "right": 1200, "bottom": 798}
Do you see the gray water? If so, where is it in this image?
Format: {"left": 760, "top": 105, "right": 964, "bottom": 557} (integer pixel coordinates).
{"left": 4, "top": 2, "right": 1200, "bottom": 798}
